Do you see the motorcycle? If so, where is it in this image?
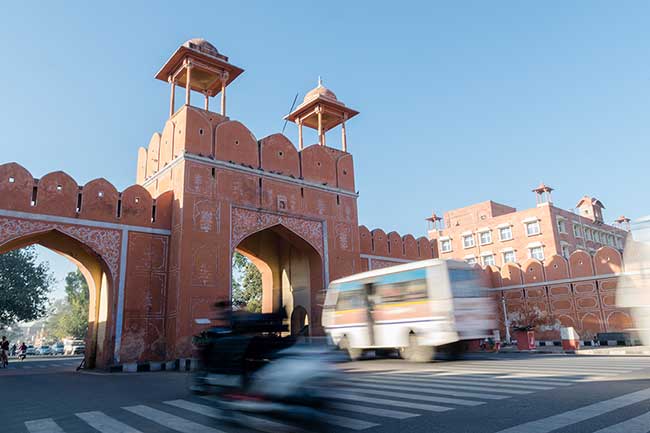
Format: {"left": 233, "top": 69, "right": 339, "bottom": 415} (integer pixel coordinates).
{"left": 18, "top": 349, "right": 26, "bottom": 361}
{"left": 191, "top": 311, "right": 342, "bottom": 432}
{"left": 214, "top": 341, "right": 341, "bottom": 432}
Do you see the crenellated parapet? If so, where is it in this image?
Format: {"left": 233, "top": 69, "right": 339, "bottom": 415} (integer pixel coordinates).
{"left": 136, "top": 106, "right": 356, "bottom": 195}
{"left": 358, "top": 225, "right": 435, "bottom": 271}
{"left": 477, "top": 246, "right": 629, "bottom": 340}
{"left": 0, "top": 162, "right": 172, "bottom": 229}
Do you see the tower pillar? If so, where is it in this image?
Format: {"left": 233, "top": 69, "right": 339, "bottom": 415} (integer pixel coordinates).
{"left": 341, "top": 114, "right": 348, "bottom": 152}
{"left": 297, "top": 119, "right": 304, "bottom": 150}
{"left": 220, "top": 73, "right": 228, "bottom": 116}
{"left": 185, "top": 61, "right": 192, "bottom": 105}
{"left": 169, "top": 77, "right": 176, "bottom": 117}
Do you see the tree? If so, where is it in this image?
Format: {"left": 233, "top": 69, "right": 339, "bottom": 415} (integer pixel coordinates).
{"left": 0, "top": 247, "right": 53, "bottom": 327}
{"left": 232, "top": 252, "right": 263, "bottom": 312}
{"left": 48, "top": 270, "right": 89, "bottom": 339}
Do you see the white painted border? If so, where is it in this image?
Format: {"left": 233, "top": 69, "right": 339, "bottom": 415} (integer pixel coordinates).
{"left": 0, "top": 209, "right": 171, "bottom": 235}
{"left": 360, "top": 253, "right": 412, "bottom": 264}
{"left": 143, "top": 153, "right": 359, "bottom": 199}
{"left": 113, "top": 229, "right": 129, "bottom": 363}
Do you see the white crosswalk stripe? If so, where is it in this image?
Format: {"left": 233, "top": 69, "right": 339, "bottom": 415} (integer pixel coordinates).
{"left": 166, "top": 399, "right": 306, "bottom": 433}
{"left": 25, "top": 418, "right": 65, "bottom": 433}
{"left": 341, "top": 379, "right": 510, "bottom": 400}
{"left": 76, "top": 411, "right": 143, "bottom": 433}
{"left": 123, "top": 404, "right": 227, "bottom": 433}
{"left": 329, "top": 401, "right": 419, "bottom": 419}
{"left": 592, "top": 410, "right": 650, "bottom": 433}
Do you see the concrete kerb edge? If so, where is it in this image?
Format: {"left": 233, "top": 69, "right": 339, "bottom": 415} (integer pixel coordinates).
{"left": 104, "top": 358, "right": 198, "bottom": 373}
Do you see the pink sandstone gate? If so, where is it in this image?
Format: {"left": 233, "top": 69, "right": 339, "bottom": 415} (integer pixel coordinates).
{"left": 0, "top": 39, "right": 633, "bottom": 368}
{"left": 0, "top": 39, "right": 434, "bottom": 368}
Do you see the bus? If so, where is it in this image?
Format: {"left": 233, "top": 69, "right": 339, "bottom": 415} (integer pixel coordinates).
{"left": 618, "top": 216, "right": 650, "bottom": 345}
{"left": 322, "top": 259, "right": 496, "bottom": 361}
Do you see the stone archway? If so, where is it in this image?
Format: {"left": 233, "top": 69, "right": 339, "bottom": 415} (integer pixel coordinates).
{"left": 0, "top": 222, "right": 120, "bottom": 368}
{"left": 232, "top": 214, "right": 324, "bottom": 335}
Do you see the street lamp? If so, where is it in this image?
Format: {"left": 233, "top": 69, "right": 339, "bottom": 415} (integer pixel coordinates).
{"left": 502, "top": 295, "right": 511, "bottom": 344}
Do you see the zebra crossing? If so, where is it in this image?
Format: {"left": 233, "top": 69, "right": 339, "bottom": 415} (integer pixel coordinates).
{"left": 1, "top": 359, "right": 79, "bottom": 370}
{"left": 21, "top": 356, "right": 650, "bottom": 432}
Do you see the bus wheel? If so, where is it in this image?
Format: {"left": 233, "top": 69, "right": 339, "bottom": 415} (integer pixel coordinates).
{"left": 399, "top": 334, "right": 434, "bottom": 362}
{"left": 339, "top": 337, "right": 363, "bottom": 361}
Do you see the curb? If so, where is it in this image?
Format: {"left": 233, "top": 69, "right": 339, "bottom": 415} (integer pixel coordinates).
{"left": 106, "top": 358, "right": 200, "bottom": 373}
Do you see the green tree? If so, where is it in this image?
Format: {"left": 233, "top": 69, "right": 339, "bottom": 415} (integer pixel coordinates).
{"left": 232, "top": 252, "right": 263, "bottom": 312}
{"left": 48, "top": 270, "right": 89, "bottom": 339}
{"left": 0, "top": 247, "right": 53, "bottom": 327}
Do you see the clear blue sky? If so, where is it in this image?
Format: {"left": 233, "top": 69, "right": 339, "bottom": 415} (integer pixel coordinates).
{"left": 2, "top": 2, "right": 648, "bottom": 298}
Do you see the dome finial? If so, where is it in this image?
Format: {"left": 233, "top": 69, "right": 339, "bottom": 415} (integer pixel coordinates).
{"left": 318, "top": 76, "right": 323, "bottom": 87}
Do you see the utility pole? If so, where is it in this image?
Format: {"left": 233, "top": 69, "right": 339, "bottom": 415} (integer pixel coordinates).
{"left": 502, "top": 295, "right": 511, "bottom": 344}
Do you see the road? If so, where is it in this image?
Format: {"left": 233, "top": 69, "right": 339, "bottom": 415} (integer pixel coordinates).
{"left": 2, "top": 353, "right": 650, "bottom": 433}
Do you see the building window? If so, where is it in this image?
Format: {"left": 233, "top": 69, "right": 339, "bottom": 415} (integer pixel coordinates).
{"left": 526, "top": 221, "right": 541, "bottom": 236}
{"left": 479, "top": 230, "right": 492, "bottom": 245}
{"left": 573, "top": 224, "right": 582, "bottom": 238}
{"left": 440, "top": 239, "right": 452, "bottom": 253}
{"left": 557, "top": 219, "right": 567, "bottom": 234}
{"left": 529, "top": 246, "right": 544, "bottom": 261}
{"left": 499, "top": 226, "right": 513, "bottom": 241}
{"left": 465, "top": 257, "right": 477, "bottom": 265}
{"left": 561, "top": 244, "right": 571, "bottom": 259}
{"left": 585, "top": 228, "right": 593, "bottom": 241}
{"left": 503, "top": 250, "right": 516, "bottom": 263}
{"left": 482, "top": 254, "right": 495, "bottom": 266}
{"left": 594, "top": 231, "right": 601, "bottom": 243}
{"left": 462, "top": 234, "right": 475, "bottom": 249}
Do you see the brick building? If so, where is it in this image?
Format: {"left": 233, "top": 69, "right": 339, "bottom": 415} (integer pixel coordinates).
{"left": 427, "top": 183, "right": 629, "bottom": 267}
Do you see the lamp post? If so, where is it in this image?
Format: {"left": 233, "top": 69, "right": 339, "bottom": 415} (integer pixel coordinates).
{"left": 502, "top": 295, "right": 511, "bottom": 344}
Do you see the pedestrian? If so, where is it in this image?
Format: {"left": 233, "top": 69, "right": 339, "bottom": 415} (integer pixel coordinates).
{"left": 0, "top": 336, "right": 9, "bottom": 368}
{"left": 10, "top": 343, "right": 16, "bottom": 357}
{"left": 592, "top": 335, "right": 600, "bottom": 347}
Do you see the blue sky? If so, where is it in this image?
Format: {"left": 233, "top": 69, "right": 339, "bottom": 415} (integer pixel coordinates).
{"left": 2, "top": 2, "right": 648, "bottom": 298}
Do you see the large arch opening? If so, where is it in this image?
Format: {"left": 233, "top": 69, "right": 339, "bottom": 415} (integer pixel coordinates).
{"left": 232, "top": 224, "right": 324, "bottom": 336}
{"left": 0, "top": 229, "right": 114, "bottom": 369}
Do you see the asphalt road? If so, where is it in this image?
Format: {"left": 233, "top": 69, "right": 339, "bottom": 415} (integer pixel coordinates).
{"left": 2, "top": 353, "right": 650, "bottom": 433}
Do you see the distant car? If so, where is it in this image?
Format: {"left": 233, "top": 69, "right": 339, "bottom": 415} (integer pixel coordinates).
{"left": 52, "top": 343, "right": 65, "bottom": 355}
{"left": 26, "top": 345, "right": 35, "bottom": 355}
{"left": 36, "top": 345, "right": 52, "bottom": 356}
{"left": 65, "top": 340, "right": 85, "bottom": 355}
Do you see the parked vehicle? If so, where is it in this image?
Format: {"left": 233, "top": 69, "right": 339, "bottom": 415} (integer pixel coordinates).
{"left": 26, "top": 345, "right": 35, "bottom": 356}
{"left": 36, "top": 345, "right": 52, "bottom": 356}
{"left": 323, "top": 259, "right": 496, "bottom": 361}
{"left": 52, "top": 342, "right": 65, "bottom": 355}
{"left": 64, "top": 340, "right": 85, "bottom": 355}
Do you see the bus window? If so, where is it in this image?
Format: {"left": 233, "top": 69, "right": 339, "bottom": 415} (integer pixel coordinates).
{"left": 449, "top": 268, "right": 483, "bottom": 298}
{"left": 375, "top": 278, "right": 427, "bottom": 304}
{"left": 336, "top": 288, "right": 366, "bottom": 311}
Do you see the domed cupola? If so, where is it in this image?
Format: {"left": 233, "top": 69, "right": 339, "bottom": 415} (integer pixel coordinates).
{"left": 284, "top": 78, "right": 358, "bottom": 152}
{"left": 155, "top": 39, "right": 244, "bottom": 117}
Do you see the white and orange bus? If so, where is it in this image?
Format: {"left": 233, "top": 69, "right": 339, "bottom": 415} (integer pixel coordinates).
{"left": 322, "top": 259, "right": 496, "bottom": 361}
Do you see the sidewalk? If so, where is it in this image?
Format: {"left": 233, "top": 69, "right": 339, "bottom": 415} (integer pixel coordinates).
{"left": 576, "top": 346, "right": 650, "bottom": 356}
{"left": 491, "top": 345, "right": 650, "bottom": 356}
